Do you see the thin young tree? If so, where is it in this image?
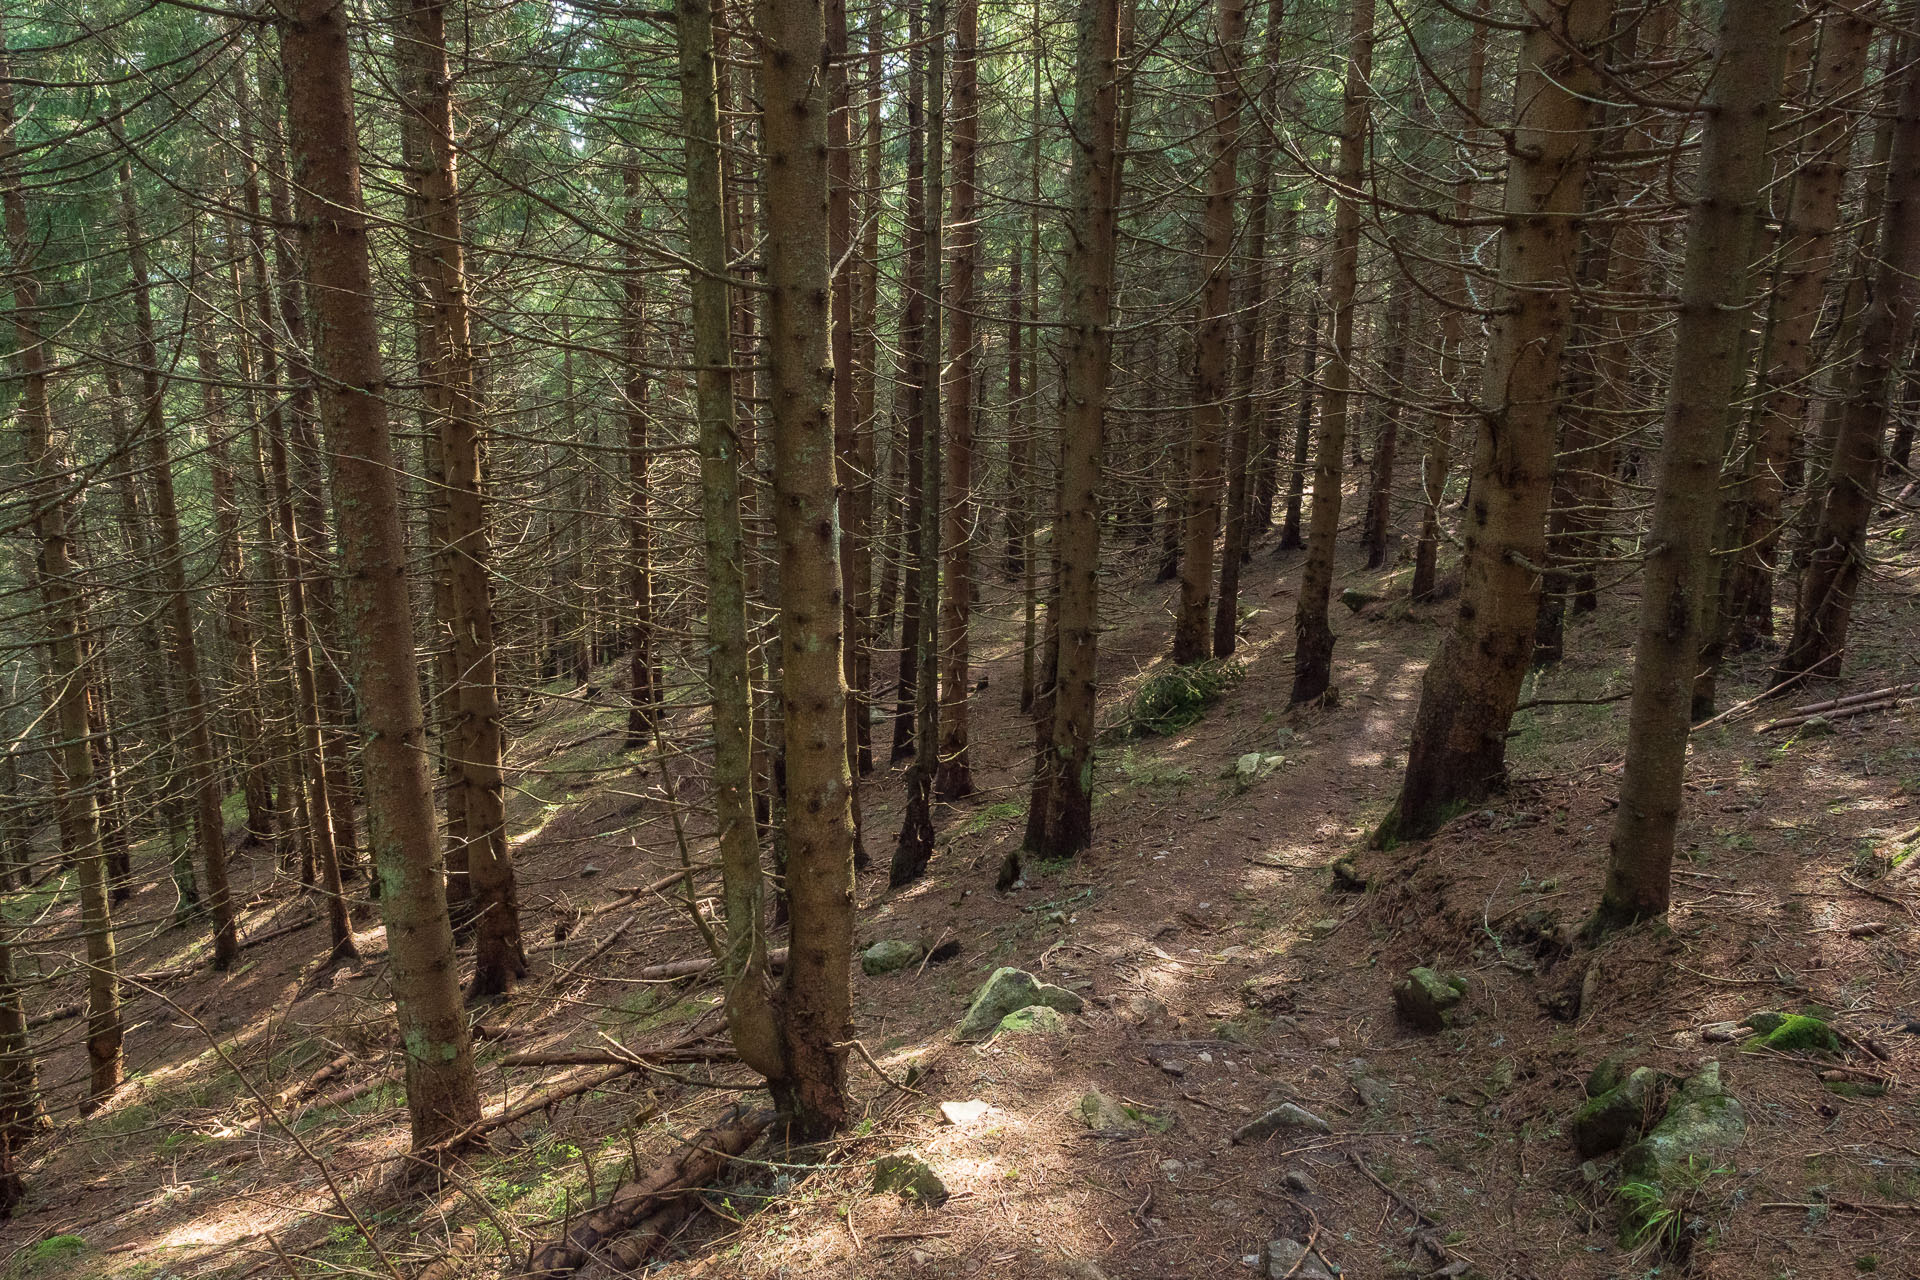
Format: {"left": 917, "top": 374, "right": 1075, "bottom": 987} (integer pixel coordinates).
{"left": 1289, "top": 0, "right": 1373, "bottom": 703}
{"left": 1172, "top": 0, "right": 1249, "bottom": 665}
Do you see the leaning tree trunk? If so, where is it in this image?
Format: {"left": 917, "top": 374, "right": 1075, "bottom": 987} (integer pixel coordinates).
{"left": 1290, "top": 0, "right": 1373, "bottom": 704}
{"left": 760, "top": 0, "right": 857, "bottom": 1138}
{"left": 1172, "top": 0, "right": 1249, "bottom": 665}
{"left": 1776, "top": 17, "right": 1920, "bottom": 686}
{"left": 279, "top": 0, "right": 480, "bottom": 1149}
{"left": 1036, "top": 0, "right": 1126, "bottom": 859}
{"left": 1380, "top": 0, "right": 1612, "bottom": 842}
{"left": 1, "top": 28, "right": 122, "bottom": 1107}
{"left": 1597, "top": 0, "right": 1790, "bottom": 927}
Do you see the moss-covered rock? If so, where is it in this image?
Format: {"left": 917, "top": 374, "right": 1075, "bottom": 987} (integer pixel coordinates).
{"left": 1621, "top": 1061, "right": 1746, "bottom": 1184}
{"left": 1571, "top": 1066, "right": 1659, "bottom": 1158}
{"left": 998, "top": 1005, "right": 1068, "bottom": 1035}
{"left": 1076, "top": 1089, "right": 1152, "bottom": 1132}
{"left": 1745, "top": 1013, "right": 1840, "bottom": 1055}
{"left": 1586, "top": 1053, "right": 1632, "bottom": 1098}
{"left": 873, "top": 1150, "right": 949, "bottom": 1204}
{"left": 861, "top": 938, "right": 925, "bottom": 976}
{"left": 955, "top": 967, "right": 1084, "bottom": 1041}
{"left": 1393, "top": 966, "right": 1468, "bottom": 1032}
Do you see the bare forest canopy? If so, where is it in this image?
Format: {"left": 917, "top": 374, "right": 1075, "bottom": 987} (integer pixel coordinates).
{"left": 0, "top": 0, "right": 1916, "bottom": 1275}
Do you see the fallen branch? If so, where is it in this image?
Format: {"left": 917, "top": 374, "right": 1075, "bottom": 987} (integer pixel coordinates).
{"left": 636, "top": 947, "right": 786, "bottom": 982}
{"left": 1781, "top": 682, "right": 1920, "bottom": 718}
{"left": 520, "top": 1105, "right": 774, "bottom": 1278}
{"left": 1756, "top": 695, "right": 1914, "bottom": 733}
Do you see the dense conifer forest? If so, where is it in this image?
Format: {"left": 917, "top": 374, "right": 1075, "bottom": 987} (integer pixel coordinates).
{"left": 0, "top": 0, "right": 1915, "bottom": 1275}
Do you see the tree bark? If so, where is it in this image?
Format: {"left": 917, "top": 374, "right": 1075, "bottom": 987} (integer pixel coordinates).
{"left": 1290, "top": 0, "right": 1373, "bottom": 703}
{"left": 1382, "top": 0, "right": 1612, "bottom": 842}
{"left": 1, "top": 26, "right": 122, "bottom": 1107}
{"left": 760, "top": 0, "right": 856, "bottom": 1137}
{"left": 1173, "top": 0, "right": 1249, "bottom": 665}
{"left": 1598, "top": 0, "right": 1790, "bottom": 927}
{"left": 1776, "top": 14, "right": 1920, "bottom": 685}
{"left": 279, "top": 0, "right": 479, "bottom": 1148}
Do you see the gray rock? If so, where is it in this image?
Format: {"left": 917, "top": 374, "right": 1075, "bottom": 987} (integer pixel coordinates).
{"left": 1570, "top": 1065, "right": 1657, "bottom": 1158}
{"left": 1232, "top": 1102, "right": 1331, "bottom": 1144}
{"left": 1353, "top": 1074, "right": 1394, "bottom": 1111}
{"left": 861, "top": 938, "right": 925, "bottom": 976}
{"left": 873, "top": 1150, "right": 949, "bottom": 1204}
{"left": 1284, "top": 1169, "right": 1319, "bottom": 1195}
{"left": 579, "top": 863, "right": 603, "bottom": 879}
{"left": 1075, "top": 1089, "right": 1142, "bottom": 1132}
{"left": 1263, "top": 1238, "right": 1334, "bottom": 1280}
{"left": 1621, "top": 1061, "right": 1747, "bottom": 1184}
{"left": 1796, "top": 715, "right": 1836, "bottom": 737}
{"left": 1585, "top": 1052, "right": 1631, "bottom": 1097}
{"left": 998, "top": 1005, "right": 1068, "bottom": 1035}
{"left": 1394, "top": 967, "right": 1467, "bottom": 1032}
{"left": 956, "top": 967, "right": 1085, "bottom": 1041}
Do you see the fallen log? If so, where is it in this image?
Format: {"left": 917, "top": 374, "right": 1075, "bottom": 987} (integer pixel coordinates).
{"left": 1780, "top": 682, "right": 1920, "bottom": 717}
{"left": 636, "top": 947, "right": 786, "bottom": 982}
{"left": 520, "top": 1106, "right": 774, "bottom": 1278}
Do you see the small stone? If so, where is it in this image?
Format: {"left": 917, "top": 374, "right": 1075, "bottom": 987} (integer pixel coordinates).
{"left": 1160, "top": 1159, "right": 1183, "bottom": 1174}
{"left": 938, "top": 1099, "right": 990, "bottom": 1127}
{"left": 1394, "top": 966, "right": 1468, "bottom": 1032}
{"left": 956, "top": 967, "right": 1085, "bottom": 1041}
{"left": 1124, "top": 993, "right": 1170, "bottom": 1026}
{"left": 862, "top": 938, "right": 926, "bottom": 976}
{"left": 1198, "top": 1052, "right": 1213, "bottom": 1063}
{"left": 1700, "top": 1021, "right": 1746, "bottom": 1043}
{"left": 1353, "top": 1074, "right": 1393, "bottom": 1110}
{"left": 1262, "top": 1238, "right": 1334, "bottom": 1280}
{"left": 1284, "top": 1169, "right": 1319, "bottom": 1195}
{"left": 873, "top": 1150, "right": 949, "bottom": 1205}
{"left": 579, "top": 863, "right": 603, "bottom": 879}
{"left": 1585, "top": 1053, "right": 1631, "bottom": 1097}
{"left": 1309, "top": 918, "right": 1340, "bottom": 940}
{"left": 1232, "top": 1102, "right": 1331, "bottom": 1144}
{"left": 1849, "top": 921, "right": 1892, "bottom": 938}
{"left": 1150, "top": 1054, "right": 1187, "bottom": 1078}
{"left": 1796, "top": 715, "right": 1836, "bottom": 737}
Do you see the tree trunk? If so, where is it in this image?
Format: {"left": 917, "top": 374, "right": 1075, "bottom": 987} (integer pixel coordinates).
{"left": 279, "top": 0, "right": 479, "bottom": 1148}
{"left": 672, "top": 0, "right": 782, "bottom": 1084}
{"left": 1173, "top": 0, "right": 1249, "bottom": 665}
{"left": 890, "top": 1, "right": 928, "bottom": 764}
{"left": 1290, "top": 0, "right": 1373, "bottom": 704}
{"left": 622, "top": 173, "right": 661, "bottom": 751}
{"left": 1728, "top": 3, "right": 1876, "bottom": 649}
{"left": 1216, "top": 0, "right": 1285, "bottom": 657}
{"left": 1776, "top": 16, "right": 1920, "bottom": 685}
{"left": 1413, "top": 7, "right": 1488, "bottom": 602}
{"left": 935, "top": 0, "right": 981, "bottom": 801}
{"left": 1, "top": 27, "right": 122, "bottom": 1107}
{"left": 1360, "top": 273, "right": 1412, "bottom": 571}
{"left": 1035, "top": 0, "right": 1126, "bottom": 858}
{"left": 760, "top": 0, "right": 856, "bottom": 1137}
{"left": 1278, "top": 269, "right": 1320, "bottom": 552}
{"left": 114, "top": 140, "right": 239, "bottom": 970}
{"left": 1597, "top": 0, "right": 1790, "bottom": 927}
{"left": 1382, "top": 0, "right": 1612, "bottom": 842}
{"left": 401, "top": 0, "right": 523, "bottom": 997}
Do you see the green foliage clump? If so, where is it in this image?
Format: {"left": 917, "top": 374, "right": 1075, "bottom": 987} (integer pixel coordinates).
{"left": 1118, "top": 660, "right": 1243, "bottom": 738}
{"left": 8, "top": 1236, "right": 86, "bottom": 1280}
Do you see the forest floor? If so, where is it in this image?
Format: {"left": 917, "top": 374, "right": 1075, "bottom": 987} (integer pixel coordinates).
{"left": 3, "top": 512, "right": 1918, "bottom": 1280}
